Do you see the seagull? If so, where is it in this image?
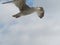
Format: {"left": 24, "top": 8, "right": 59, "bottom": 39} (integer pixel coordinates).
{"left": 2, "top": 0, "right": 44, "bottom": 18}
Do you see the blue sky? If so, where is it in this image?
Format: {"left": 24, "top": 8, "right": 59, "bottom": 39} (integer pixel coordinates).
{"left": 0, "top": 0, "right": 60, "bottom": 45}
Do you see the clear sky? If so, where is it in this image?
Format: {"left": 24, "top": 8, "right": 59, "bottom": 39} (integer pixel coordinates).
{"left": 0, "top": 0, "right": 60, "bottom": 45}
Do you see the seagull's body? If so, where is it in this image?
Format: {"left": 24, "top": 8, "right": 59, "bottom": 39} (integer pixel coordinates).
{"left": 2, "top": 0, "right": 44, "bottom": 18}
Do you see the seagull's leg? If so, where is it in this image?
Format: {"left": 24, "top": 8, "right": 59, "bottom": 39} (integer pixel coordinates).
{"left": 13, "top": 12, "right": 22, "bottom": 18}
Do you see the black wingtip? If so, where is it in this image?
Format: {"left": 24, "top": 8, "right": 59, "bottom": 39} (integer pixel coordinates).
{"left": 1, "top": 1, "right": 13, "bottom": 4}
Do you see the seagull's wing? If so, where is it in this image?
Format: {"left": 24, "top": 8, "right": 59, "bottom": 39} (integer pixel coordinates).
{"left": 2, "top": 0, "right": 30, "bottom": 11}
{"left": 18, "top": 0, "right": 30, "bottom": 11}
{"left": 1, "top": 0, "right": 16, "bottom": 4}
{"left": 37, "top": 7, "right": 44, "bottom": 18}
{"left": 2, "top": 1, "right": 13, "bottom": 4}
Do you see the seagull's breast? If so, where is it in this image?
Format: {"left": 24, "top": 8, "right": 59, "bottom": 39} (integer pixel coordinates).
{"left": 21, "top": 8, "right": 35, "bottom": 15}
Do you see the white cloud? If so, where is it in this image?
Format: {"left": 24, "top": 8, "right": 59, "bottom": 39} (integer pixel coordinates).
{"left": 0, "top": 0, "right": 60, "bottom": 45}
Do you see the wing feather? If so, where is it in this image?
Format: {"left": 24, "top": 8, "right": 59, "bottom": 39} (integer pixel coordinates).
{"left": 2, "top": 0, "right": 30, "bottom": 11}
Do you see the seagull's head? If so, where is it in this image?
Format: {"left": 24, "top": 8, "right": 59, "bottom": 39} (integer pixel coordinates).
{"left": 36, "top": 7, "right": 44, "bottom": 11}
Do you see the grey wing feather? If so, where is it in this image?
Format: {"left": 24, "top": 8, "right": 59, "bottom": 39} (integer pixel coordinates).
{"left": 2, "top": 0, "right": 30, "bottom": 11}
{"left": 18, "top": 0, "right": 30, "bottom": 11}
{"left": 2, "top": 0, "right": 16, "bottom": 4}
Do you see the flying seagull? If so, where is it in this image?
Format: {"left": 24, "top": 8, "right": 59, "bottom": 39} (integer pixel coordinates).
{"left": 2, "top": 0, "right": 44, "bottom": 18}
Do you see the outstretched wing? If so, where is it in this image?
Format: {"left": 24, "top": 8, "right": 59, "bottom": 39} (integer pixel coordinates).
{"left": 18, "top": 0, "right": 30, "bottom": 11}
{"left": 1, "top": 0, "right": 16, "bottom": 4}
{"left": 2, "top": 0, "right": 30, "bottom": 11}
